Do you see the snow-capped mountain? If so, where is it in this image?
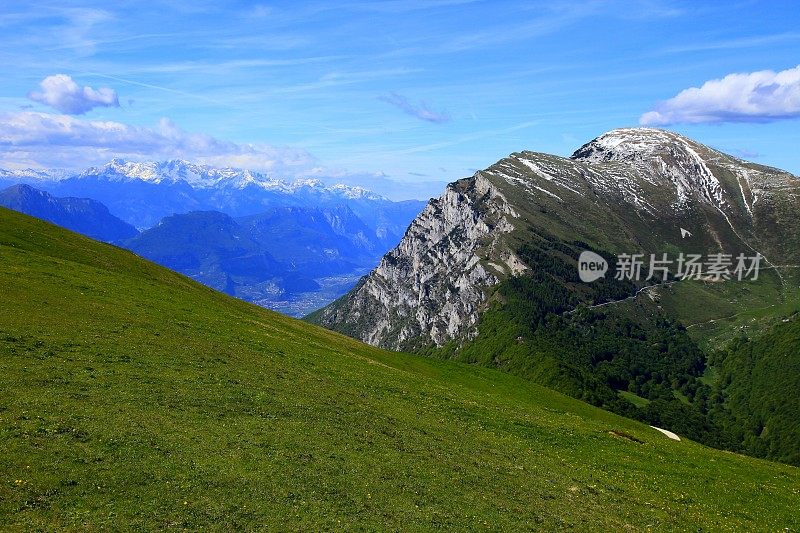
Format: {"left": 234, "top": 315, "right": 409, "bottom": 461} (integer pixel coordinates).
{"left": 0, "top": 167, "right": 70, "bottom": 183}
{"left": 78, "top": 159, "right": 384, "bottom": 199}
{"left": 0, "top": 158, "right": 422, "bottom": 232}
{"left": 571, "top": 128, "right": 734, "bottom": 210}
{"left": 311, "top": 127, "right": 800, "bottom": 349}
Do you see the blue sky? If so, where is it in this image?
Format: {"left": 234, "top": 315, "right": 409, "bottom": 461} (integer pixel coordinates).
{"left": 1, "top": 0, "right": 799, "bottom": 199}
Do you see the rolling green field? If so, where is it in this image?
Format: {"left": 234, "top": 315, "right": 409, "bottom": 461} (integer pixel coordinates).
{"left": 1, "top": 207, "right": 799, "bottom": 530}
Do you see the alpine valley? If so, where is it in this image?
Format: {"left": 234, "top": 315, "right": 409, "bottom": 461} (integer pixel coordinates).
{"left": 0, "top": 160, "right": 426, "bottom": 316}
{"left": 311, "top": 128, "right": 800, "bottom": 466}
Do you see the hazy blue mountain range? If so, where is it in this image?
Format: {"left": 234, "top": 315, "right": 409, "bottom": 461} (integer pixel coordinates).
{"left": 237, "top": 205, "right": 378, "bottom": 271}
{"left": 124, "top": 207, "right": 390, "bottom": 315}
{"left": 0, "top": 184, "right": 138, "bottom": 242}
{"left": 0, "top": 161, "right": 427, "bottom": 315}
{"left": 1, "top": 159, "right": 425, "bottom": 236}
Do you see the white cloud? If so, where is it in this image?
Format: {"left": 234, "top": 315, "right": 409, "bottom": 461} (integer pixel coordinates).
{"left": 0, "top": 111, "right": 442, "bottom": 199}
{"left": 640, "top": 65, "right": 800, "bottom": 126}
{"left": 28, "top": 74, "right": 119, "bottom": 114}
{"left": 0, "top": 111, "right": 315, "bottom": 174}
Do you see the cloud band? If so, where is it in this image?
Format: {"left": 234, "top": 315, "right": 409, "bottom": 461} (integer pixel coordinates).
{"left": 640, "top": 65, "right": 800, "bottom": 126}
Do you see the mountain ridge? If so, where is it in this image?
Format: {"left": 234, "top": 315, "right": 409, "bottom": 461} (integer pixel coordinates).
{"left": 78, "top": 158, "right": 384, "bottom": 199}
{"left": 312, "top": 127, "right": 800, "bottom": 349}
{"left": 309, "top": 127, "right": 800, "bottom": 465}
{"left": 0, "top": 158, "right": 425, "bottom": 231}
{"left": 3, "top": 158, "right": 385, "bottom": 199}
{"left": 0, "top": 184, "right": 138, "bottom": 242}
{"left": 124, "top": 205, "right": 392, "bottom": 316}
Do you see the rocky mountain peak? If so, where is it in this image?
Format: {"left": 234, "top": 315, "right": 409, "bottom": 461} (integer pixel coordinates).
{"left": 568, "top": 127, "right": 735, "bottom": 209}
{"left": 311, "top": 129, "right": 800, "bottom": 350}
{"left": 570, "top": 128, "right": 693, "bottom": 162}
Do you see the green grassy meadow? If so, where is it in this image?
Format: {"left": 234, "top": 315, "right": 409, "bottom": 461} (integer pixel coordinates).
{"left": 1, "top": 207, "right": 799, "bottom": 530}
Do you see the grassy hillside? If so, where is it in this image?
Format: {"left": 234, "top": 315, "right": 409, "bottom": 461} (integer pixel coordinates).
{"left": 647, "top": 273, "right": 800, "bottom": 351}
{"left": 1, "top": 207, "right": 799, "bottom": 530}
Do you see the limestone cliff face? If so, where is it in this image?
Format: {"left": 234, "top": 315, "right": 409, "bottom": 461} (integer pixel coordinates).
{"left": 311, "top": 172, "right": 522, "bottom": 350}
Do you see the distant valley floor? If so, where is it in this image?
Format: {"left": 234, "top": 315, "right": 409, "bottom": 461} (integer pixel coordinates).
{"left": 254, "top": 268, "right": 369, "bottom": 317}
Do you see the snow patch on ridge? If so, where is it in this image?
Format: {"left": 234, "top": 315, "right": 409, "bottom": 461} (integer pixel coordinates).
{"left": 572, "top": 127, "right": 731, "bottom": 211}
{"left": 515, "top": 156, "right": 582, "bottom": 195}
{"left": 571, "top": 128, "right": 680, "bottom": 163}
